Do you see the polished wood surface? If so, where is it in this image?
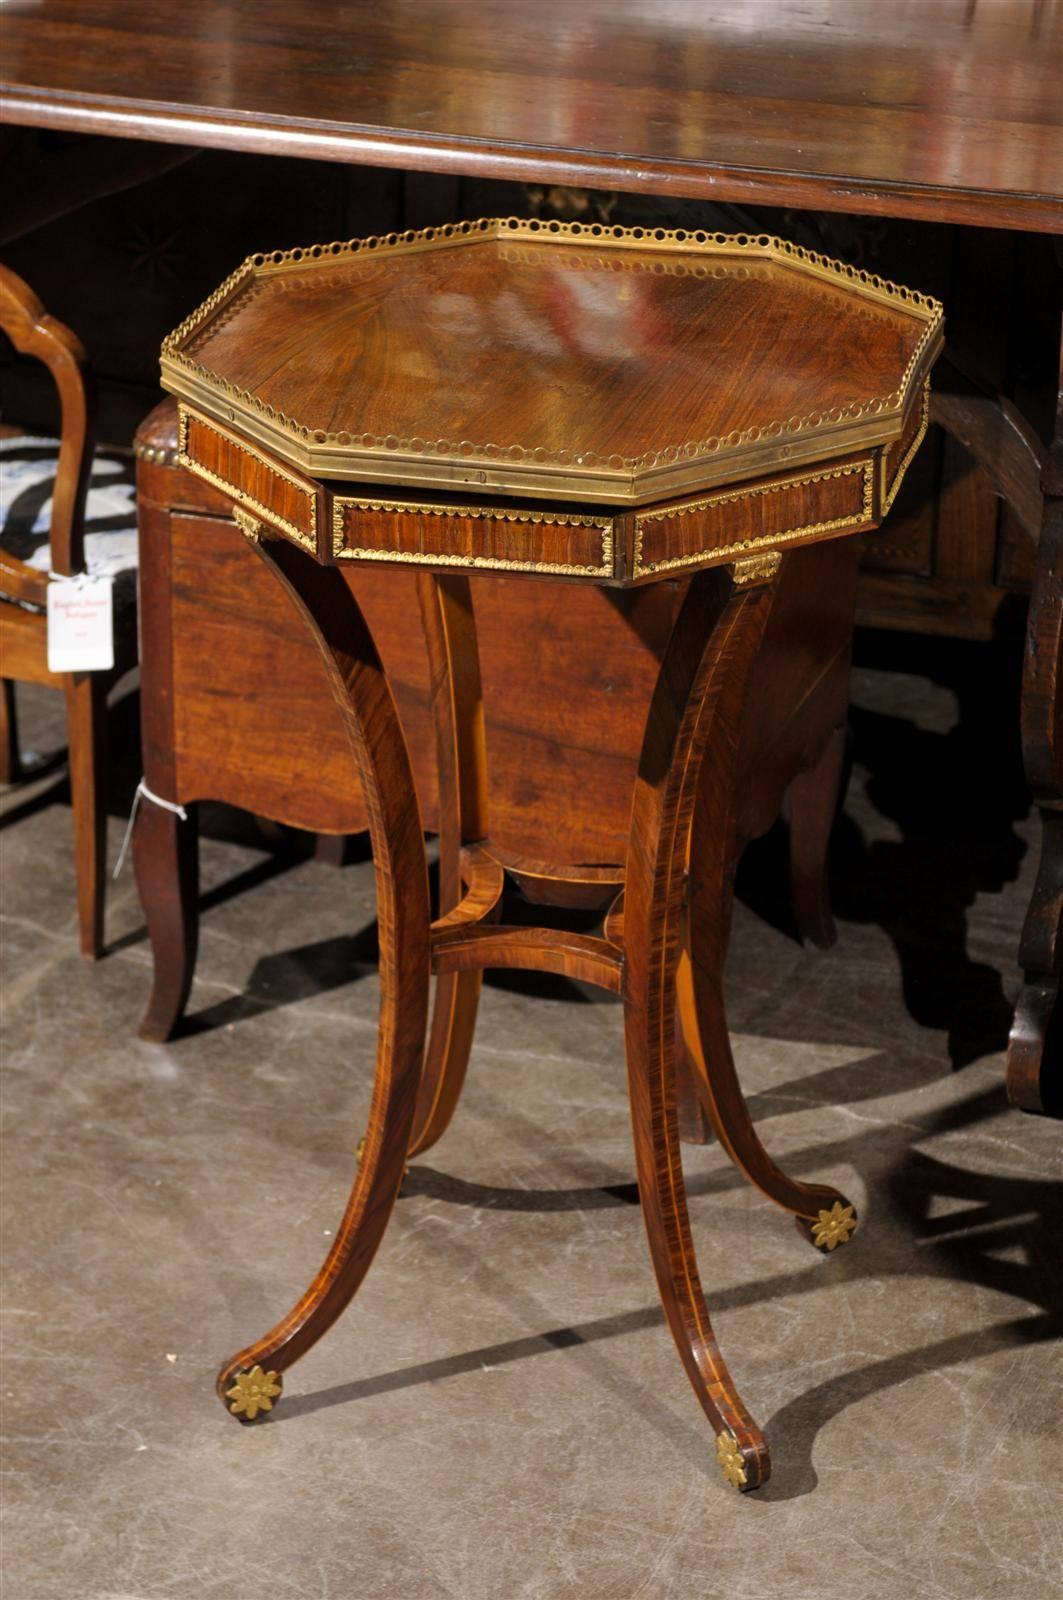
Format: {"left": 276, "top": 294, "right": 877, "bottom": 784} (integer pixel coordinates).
{"left": 167, "top": 225, "right": 936, "bottom": 586}
{"left": 2, "top": 2, "right": 1061, "bottom": 233}
{"left": 2, "top": 147, "right": 1048, "bottom": 644}
{"left": 169, "top": 223, "right": 935, "bottom": 503}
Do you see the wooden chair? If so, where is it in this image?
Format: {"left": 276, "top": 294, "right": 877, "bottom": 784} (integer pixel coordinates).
{"left": 0, "top": 264, "right": 138, "bottom": 956}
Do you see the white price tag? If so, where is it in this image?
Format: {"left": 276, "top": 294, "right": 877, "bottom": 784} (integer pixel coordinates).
{"left": 47, "top": 574, "right": 115, "bottom": 673}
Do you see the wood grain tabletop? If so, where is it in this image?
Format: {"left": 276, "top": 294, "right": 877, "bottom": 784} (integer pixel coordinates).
{"left": 3, "top": 1, "right": 1062, "bottom": 232}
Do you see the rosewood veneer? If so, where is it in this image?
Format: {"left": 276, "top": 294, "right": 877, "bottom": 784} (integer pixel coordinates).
{"left": 152, "top": 217, "right": 941, "bottom": 1489}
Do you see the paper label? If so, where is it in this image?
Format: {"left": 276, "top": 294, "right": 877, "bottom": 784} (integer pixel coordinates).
{"left": 47, "top": 575, "right": 115, "bottom": 673}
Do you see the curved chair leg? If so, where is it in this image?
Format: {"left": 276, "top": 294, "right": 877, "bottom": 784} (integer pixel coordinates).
{"left": 0, "top": 679, "right": 20, "bottom": 784}
{"left": 134, "top": 796, "right": 199, "bottom": 1042}
{"left": 788, "top": 724, "right": 847, "bottom": 951}
{"left": 683, "top": 603, "right": 857, "bottom": 1251}
{"left": 217, "top": 530, "right": 431, "bottom": 1417}
{"left": 407, "top": 574, "right": 490, "bottom": 1160}
{"left": 624, "top": 563, "right": 778, "bottom": 1493}
{"left": 64, "top": 671, "right": 108, "bottom": 959}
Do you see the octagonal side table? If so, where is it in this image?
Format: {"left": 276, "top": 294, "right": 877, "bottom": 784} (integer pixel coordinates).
{"left": 154, "top": 219, "right": 942, "bottom": 1490}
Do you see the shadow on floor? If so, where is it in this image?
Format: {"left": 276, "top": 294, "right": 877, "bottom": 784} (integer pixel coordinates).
{"left": 270, "top": 1081, "right": 1060, "bottom": 1503}
{"left": 180, "top": 924, "right": 381, "bottom": 1033}
{"left": 264, "top": 1081, "right": 1056, "bottom": 1504}
{"left": 737, "top": 624, "right": 1030, "bottom": 1071}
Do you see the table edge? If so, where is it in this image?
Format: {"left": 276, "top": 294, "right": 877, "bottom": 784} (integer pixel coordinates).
{"left": 3, "top": 84, "right": 1062, "bottom": 236}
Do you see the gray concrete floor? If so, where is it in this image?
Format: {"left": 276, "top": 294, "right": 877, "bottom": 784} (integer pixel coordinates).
{"left": 2, "top": 642, "right": 1060, "bottom": 1600}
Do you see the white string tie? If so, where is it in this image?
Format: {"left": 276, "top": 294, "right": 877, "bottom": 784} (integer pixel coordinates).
{"left": 112, "top": 778, "right": 189, "bottom": 880}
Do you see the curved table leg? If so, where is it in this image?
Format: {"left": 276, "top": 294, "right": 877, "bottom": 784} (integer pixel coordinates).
{"left": 676, "top": 718, "right": 848, "bottom": 1143}
{"left": 682, "top": 587, "right": 857, "bottom": 1249}
{"left": 681, "top": 893, "right": 857, "bottom": 1250}
{"left": 408, "top": 574, "right": 490, "bottom": 1159}
{"left": 624, "top": 561, "right": 780, "bottom": 1493}
{"left": 217, "top": 530, "right": 431, "bottom": 1418}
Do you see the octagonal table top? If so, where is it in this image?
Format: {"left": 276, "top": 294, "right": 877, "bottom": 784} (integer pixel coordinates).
{"left": 161, "top": 218, "right": 942, "bottom": 507}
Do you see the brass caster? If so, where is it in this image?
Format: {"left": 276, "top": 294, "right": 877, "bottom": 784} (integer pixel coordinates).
{"left": 225, "top": 1365, "right": 283, "bottom": 1422}
{"left": 796, "top": 1199, "right": 858, "bottom": 1251}
{"left": 715, "top": 1432, "right": 751, "bottom": 1491}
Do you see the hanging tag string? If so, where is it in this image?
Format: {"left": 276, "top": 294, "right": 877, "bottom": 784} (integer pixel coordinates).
{"left": 48, "top": 565, "right": 107, "bottom": 587}
{"left": 112, "top": 779, "right": 188, "bottom": 880}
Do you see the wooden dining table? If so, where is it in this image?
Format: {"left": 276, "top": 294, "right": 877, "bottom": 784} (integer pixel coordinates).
{"left": 3, "top": 0, "right": 1061, "bottom": 1106}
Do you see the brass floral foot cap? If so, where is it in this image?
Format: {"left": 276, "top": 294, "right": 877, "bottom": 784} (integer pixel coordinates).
{"left": 715, "top": 1432, "right": 751, "bottom": 1491}
{"left": 225, "top": 1365, "right": 283, "bottom": 1422}
{"left": 801, "top": 1199, "right": 858, "bottom": 1251}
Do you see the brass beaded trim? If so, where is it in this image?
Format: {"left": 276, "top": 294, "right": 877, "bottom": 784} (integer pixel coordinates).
{"left": 133, "top": 438, "right": 181, "bottom": 467}
{"left": 632, "top": 458, "right": 876, "bottom": 578}
{"left": 161, "top": 218, "right": 942, "bottom": 490}
{"left": 176, "top": 408, "right": 318, "bottom": 553}
{"left": 332, "top": 493, "right": 615, "bottom": 579}
{"left": 881, "top": 379, "right": 931, "bottom": 515}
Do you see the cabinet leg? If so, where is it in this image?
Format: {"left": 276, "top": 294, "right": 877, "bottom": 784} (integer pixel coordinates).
{"left": 134, "top": 794, "right": 199, "bottom": 1042}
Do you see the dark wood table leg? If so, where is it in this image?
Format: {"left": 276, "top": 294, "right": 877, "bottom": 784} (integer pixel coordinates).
{"left": 671, "top": 559, "right": 857, "bottom": 1248}
{"left": 216, "top": 523, "right": 431, "bottom": 1419}
{"left": 624, "top": 560, "right": 771, "bottom": 1491}
{"left": 1007, "top": 328, "right": 1063, "bottom": 1113}
{"left": 624, "top": 553, "right": 864, "bottom": 1491}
